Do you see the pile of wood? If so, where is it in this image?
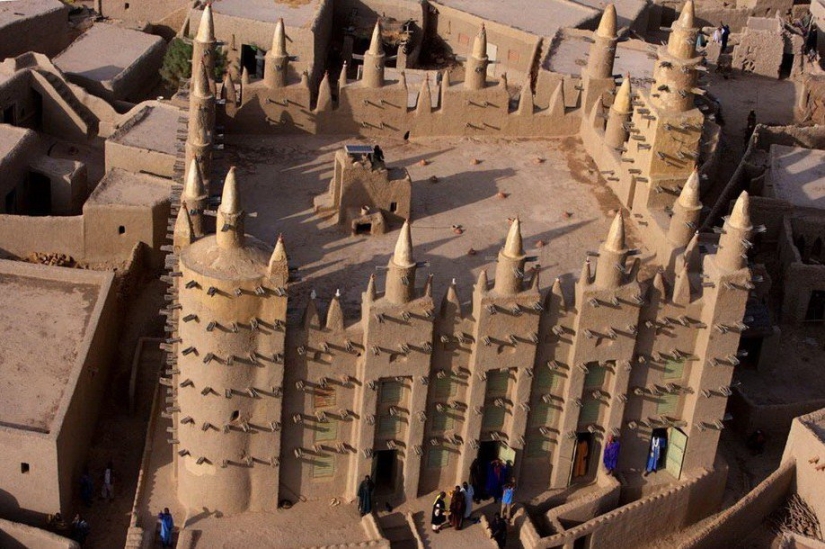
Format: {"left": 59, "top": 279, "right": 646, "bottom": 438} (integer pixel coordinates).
{"left": 767, "top": 494, "right": 822, "bottom": 540}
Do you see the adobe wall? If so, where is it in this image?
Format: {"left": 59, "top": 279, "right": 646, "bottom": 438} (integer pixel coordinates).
{"left": 777, "top": 216, "right": 825, "bottom": 324}
{"left": 425, "top": 3, "right": 541, "bottom": 83}
{"left": 0, "top": 215, "right": 84, "bottom": 258}
{"left": 334, "top": 0, "right": 427, "bottom": 66}
{"left": 0, "top": 518, "right": 79, "bottom": 549}
{"left": 54, "top": 269, "right": 117, "bottom": 515}
{"left": 0, "top": 128, "right": 42, "bottom": 214}
{"left": 520, "top": 463, "right": 726, "bottom": 549}
{"left": 65, "top": 34, "right": 165, "bottom": 103}
{"left": 105, "top": 137, "right": 178, "bottom": 179}
{"left": 0, "top": 4, "right": 71, "bottom": 61}
{"left": 783, "top": 409, "right": 825, "bottom": 523}
{"left": 732, "top": 28, "right": 784, "bottom": 79}
{"left": 677, "top": 459, "right": 795, "bottom": 549}
{"left": 191, "top": 1, "right": 333, "bottom": 88}
{"left": 83, "top": 198, "right": 171, "bottom": 267}
{"left": 99, "top": 0, "right": 191, "bottom": 28}
{"left": 226, "top": 75, "right": 578, "bottom": 137}
{"left": 0, "top": 428, "right": 59, "bottom": 522}
{"left": 727, "top": 388, "right": 825, "bottom": 437}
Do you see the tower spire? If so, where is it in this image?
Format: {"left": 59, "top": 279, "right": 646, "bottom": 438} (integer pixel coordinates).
{"left": 668, "top": 168, "right": 702, "bottom": 247}
{"left": 715, "top": 192, "right": 752, "bottom": 272}
{"left": 183, "top": 159, "right": 207, "bottom": 237}
{"left": 385, "top": 221, "right": 417, "bottom": 304}
{"left": 173, "top": 203, "right": 195, "bottom": 251}
{"left": 216, "top": 167, "right": 244, "bottom": 249}
{"left": 585, "top": 3, "right": 618, "bottom": 81}
{"left": 362, "top": 20, "right": 386, "bottom": 88}
{"left": 441, "top": 278, "right": 462, "bottom": 320}
{"left": 268, "top": 234, "right": 289, "bottom": 284}
{"left": 196, "top": 3, "right": 215, "bottom": 43}
{"left": 265, "top": 18, "right": 289, "bottom": 88}
{"left": 465, "top": 24, "right": 488, "bottom": 90}
{"left": 494, "top": 218, "right": 527, "bottom": 295}
{"left": 595, "top": 213, "right": 627, "bottom": 288}
{"left": 326, "top": 289, "right": 345, "bottom": 331}
{"left": 604, "top": 75, "right": 632, "bottom": 150}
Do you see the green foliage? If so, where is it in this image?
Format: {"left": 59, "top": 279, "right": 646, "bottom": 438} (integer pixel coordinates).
{"left": 160, "top": 38, "right": 228, "bottom": 90}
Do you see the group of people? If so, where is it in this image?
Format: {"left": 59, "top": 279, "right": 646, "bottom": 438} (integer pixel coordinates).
{"left": 79, "top": 461, "right": 116, "bottom": 508}
{"left": 429, "top": 477, "right": 516, "bottom": 547}
{"left": 710, "top": 24, "right": 732, "bottom": 53}
{"left": 46, "top": 513, "right": 89, "bottom": 546}
{"left": 468, "top": 457, "right": 512, "bottom": 504}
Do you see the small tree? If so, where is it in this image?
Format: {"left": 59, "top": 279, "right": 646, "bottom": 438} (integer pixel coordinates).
{"left": 160, "top": 38, "right": 228, "bottom": 90}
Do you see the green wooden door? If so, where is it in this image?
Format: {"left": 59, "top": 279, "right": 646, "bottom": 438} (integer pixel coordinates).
{"left": 666, "top": 428, "right": 688, "bottom": 479}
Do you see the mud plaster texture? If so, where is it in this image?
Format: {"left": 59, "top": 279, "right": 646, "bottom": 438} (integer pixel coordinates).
{"left": 0, "top": 275, "right": 99, "bottom": 432}
{"left": 225, "top": 134, "right": 634, "bottom": 308}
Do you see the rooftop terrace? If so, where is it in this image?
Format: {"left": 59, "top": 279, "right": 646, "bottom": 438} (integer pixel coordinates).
{"left": 0, "top": 261, "right": 107, "bottom": 433}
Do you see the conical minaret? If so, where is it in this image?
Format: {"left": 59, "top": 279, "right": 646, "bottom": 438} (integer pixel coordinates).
{"left": 192, "top": 3, "right": 216, "bottom": 91}
{"left": 464, "top": 25, "right": 488, "bottom": 90}
{"left": 264, "top": 18, "right": 289, "bottom": 89}
{"left": 494, "top": 218, "right": 526, "bottom": 295}
{"left": 604, "top": 75, "right": 632, "bottom": 150}
{"left": 186, "top": 60, "right": 215, "bottom": 192}
{"left": 173, "top": 203, "right": 195, "bottom": 252}
{"left": 595, "top": 212, "right": 628, "bottom": 289}
{"left": 182, "top": 159, "right": 207, "bottom": 237}
{"left": 715, "top": 191, "right": 752, "bottom": 272}
{"left": 216, "top": 167, "right": 244, "bottom": 249}
{"left": 650, "top": 0, "right": 699, "bottom": 113}
{"left": 667, "top": 168, "right": 702, "bottom": 247}
{"left": 268, "top": 234, "right": 289, "bottom": 286}
{"left": 586, "top": 4, "right": 618, "bottom": 80}
{"left": 440, "top": 278, "right": 462, "bottom": 321}
{"left": 384, "top": 221, "right": 417, "bottom": 304}
{"left": 362, "top": 20, "right": 385, "bottom": 88}
{"left": 326, "top": 289, "right": 345, "bottom": 331}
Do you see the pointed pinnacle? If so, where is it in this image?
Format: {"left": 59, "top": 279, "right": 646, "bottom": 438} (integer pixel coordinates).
{"left": 596, "top": 4, "right": 617, "bottom": 39}
{"left": 676, "top": 0, "right": 695, "bottom": 29}
{"left": 184, "top": 159, "right": 205, "bottom": 199}
{"left": 365, "top": 273, "right": 377, "bottom": 301}
{"left": 368, "top": 20, "right": 384, "bottom": 55}
{"left": 196, "top": 3, "right": 215, "bottom": 43}
{"left": 271, "top": 234, "right": 287, "bottom": 262}
{"left": 392, "top": 220, "right": 415, "bottom": 268}
{"left": 604, "top": 212, "right": 626, "bottom": 253}
{"left": 613, "top": 75, "right": 632, "bottom": 113}
{"left": 503, "top": 218, "right": 525, "bottom": 259}
{"left": 220, "top": 167, "right": 240, "bottom": 214}
{"left": 174, "top": 204, "right": 194, "bottom": 244}
{"left": 476, "top": 269, "right": 488, "bottom": 291}
{"left": 729, "top": 191, "right": 752, "bottom": 230}
{"left": 472, "top": 24, "right": 487, "bottom": 58}
{"left": 678, "top": 168, "right": 701, "bottom": 208}
{"left": 272, "top": 18, "right": 287, "bottom": 57}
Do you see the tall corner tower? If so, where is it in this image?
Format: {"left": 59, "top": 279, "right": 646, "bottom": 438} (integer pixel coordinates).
{"left": 174, "top": 168, "right": 288, "bottom": 514}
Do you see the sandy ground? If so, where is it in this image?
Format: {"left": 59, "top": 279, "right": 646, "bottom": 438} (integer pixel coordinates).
{"left": 225, "top": 134, "right": 643, "bottom": 320}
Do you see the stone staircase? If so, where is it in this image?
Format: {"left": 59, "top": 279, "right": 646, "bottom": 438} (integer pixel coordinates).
{"left": 377, "top": 512, "right": 419, "bottom": 549}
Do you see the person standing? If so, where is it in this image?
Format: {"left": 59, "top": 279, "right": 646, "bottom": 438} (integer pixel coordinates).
{"left": 71, "top": 514, "right": 90, "bottom": 546}
{"left": 501, "top": 479, "right": 516, "bottom": 522}
{"left": 469, "top": 458, "right": 484, "bottom": 502}
{"left": 431, "top": 492, "right": 447, "bottom": 533}
{"left": 645, "top": 435, "right": 666, "bottom": 476}
{"left": 449, "top": 486, "right": 466, "bottom": 530}
{"left": 80, "top": 468, "right": 94, "bottom": 508}
{"left": 490, "top": 512, "right": 507, "bottom": 548}
{"left": 720, "top": 23, "right": 730, "bottom": 52}
{"left": 486, "top": 459, "right": 504, "bottom": 502}
{"left": 462, "top": 481, "right": 474, "bottom": 521}
{"left": 603, "top": 435, "right": 621, "bottom": 475}
{"left": 357, "top": 475, "right": 375, "bottom": 516}
{"left": 101, "top": 461, "right": 114, "bottom": 502}
{"left": 158, "top": 508, "right": 174, "bottom": 548}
